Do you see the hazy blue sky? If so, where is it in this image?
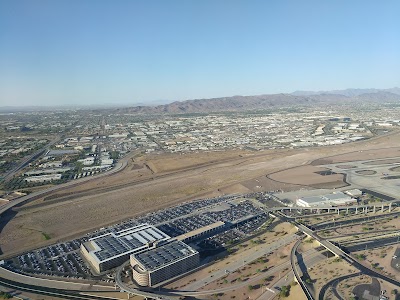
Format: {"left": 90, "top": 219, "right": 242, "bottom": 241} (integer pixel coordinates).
{"left": 0, "top": 0, "right": 399, "bottom": 106}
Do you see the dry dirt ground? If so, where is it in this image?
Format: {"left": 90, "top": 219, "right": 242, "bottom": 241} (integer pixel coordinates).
{"left": 2, "top": 130, "right": 400, "bottom": 257}
{"left": 268, "top": 165, "right": 346, "bottom": 188}
{"left": 338, "top": 275, "right": 399, "bottom": 300}
{"left": 311, "top": 146, "right": 400, "bottom": 165}
{"left": 306, "top": 256, "right": 359, "bottom": 299}
{"left": 166, "top": 223, "right": 294, "bottom": 286}
{"left": 333, "top": 216, "right": 399, "bottom": 236}
{"left": 337, "top": 274, "right": 371, "bottom": 299}
{"left": 353, "top": 245, "right": 400, "bottom": 282}
{"left": 164, "top": 223, "right": 296, "bottom": 300}
{"left": 195, "top": 243, "right": 294, "bottom": 300}
{"left": 268, "top": 145, "right": 400, "bottom": 188}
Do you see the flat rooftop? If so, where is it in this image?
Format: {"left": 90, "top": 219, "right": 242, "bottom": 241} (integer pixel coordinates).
{"left": 83, "top": 223, "right": 170, "bottom": 263}
{"left": 300, "top": 192, "right": 351, "bottom": 204}
{"left": 299, "top": 196, "right": 326, "bottom": 204}
{"left": 324, "top": 192, "right": 350, "bottom": 201}
{"left": 47, "top": 149, "right": 79, "bottom": 156}
{"left": 132, "top": 240, "right": 198, "bottom": 272}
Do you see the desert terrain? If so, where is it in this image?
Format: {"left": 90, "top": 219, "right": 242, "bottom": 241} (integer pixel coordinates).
{"left": 164, "top": 222, "right": 299, "bottom": 299}
{"left": 1, "top": 130, "right": 400, "bottom": 258}
{"left": 353, "top": 245, "right": 400, "bottom": 282}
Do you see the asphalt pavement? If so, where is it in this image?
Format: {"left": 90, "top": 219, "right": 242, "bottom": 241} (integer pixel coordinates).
{"left": 183, "top": 233, "right": 299, "bottom": 291}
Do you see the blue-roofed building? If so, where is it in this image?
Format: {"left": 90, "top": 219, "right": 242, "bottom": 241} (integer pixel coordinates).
{"left": 130, "top": 240, "right": 199, "bottom": 286}
{"left": 81, "top": 223, "right": 170, "bottom": 273}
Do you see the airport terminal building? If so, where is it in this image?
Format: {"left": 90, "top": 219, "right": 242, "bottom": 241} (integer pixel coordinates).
{"left": 81, "top": 223, "right": 171, "bottom": 273}
{"left": 130, "top": 240, "right": 199, "bottom": 287}
{"left": 296, "top": 192, "right": 356, "bottom": 207}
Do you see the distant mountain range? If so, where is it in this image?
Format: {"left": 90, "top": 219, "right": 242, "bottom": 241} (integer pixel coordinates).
{"left": 2, "top": 88, "right": 399, "bottom": 113}
{"left": 292, "top": 87, "right": 400, "bottom": 97}
{"left": 119, "top": 87, "right": 400, "bottom": 114}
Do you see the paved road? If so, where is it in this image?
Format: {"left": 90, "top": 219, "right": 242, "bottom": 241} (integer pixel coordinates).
{"left": 294, "top": 222, "right": 400, "bottom": 288}
{"left": 184, "top": 233, "right": 299, "bottom": 291}
{"left": 343, "top": 236, "right": 400, "bottom": 252}
{"left": 0, "top": 267, "right": 114, "bottom": 292}
{"left": 333, "top": 228, "right": 398, "bottom": 238}
{"left": 312, "top": 211, "right": 400, "bottom": 231}
{"left": 318, "top": 272, "right": 362, "bottom": 300}
{"left": 115, "top": 245, "right": 326, "bottom": 299}
{"left": 291, "top": 239, "right": 314, "bottom": 300}
{"left": 1, "top": 136, "right": 60, "bottom": 183}
{"left": 0, "top": 159, "right": 127, "bottom": 217}
{"left": 2, "top": 151, "right": 400, "bottom": 297}
{"left": 256, "top": 249, "right": 326, "bottom": 300}
{"left": 0, "top": 273, "right": 124, "bottom": 300}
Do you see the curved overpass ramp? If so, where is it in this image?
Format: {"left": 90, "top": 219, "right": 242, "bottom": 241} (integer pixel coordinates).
{"left": 290, "top": 238, "right": 315, "bottom": 300}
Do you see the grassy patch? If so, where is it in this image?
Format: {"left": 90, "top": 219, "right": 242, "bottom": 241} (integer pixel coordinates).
{"left": 41, "top": 232, "right": 51, "bottom": 240}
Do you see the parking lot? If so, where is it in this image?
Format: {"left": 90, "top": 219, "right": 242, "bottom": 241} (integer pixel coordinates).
{"left": 4, "top": 238, "right": 93, "bottom": 280}
{"left": 4, "top": 193, "right": 272, "bottom": 280}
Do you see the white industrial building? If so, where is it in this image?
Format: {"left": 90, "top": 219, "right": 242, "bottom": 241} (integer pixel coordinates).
{"left": 77, "top": 157, "right": 95, "bottom": 166}
{"left": 25, "top": 174, "right": 62, "bottom": 183}
{"left": 296, "top": 192, "right": 356, "bottom": 207}
{"left": 344, "top": 189, "right": 363, "bottom": 197}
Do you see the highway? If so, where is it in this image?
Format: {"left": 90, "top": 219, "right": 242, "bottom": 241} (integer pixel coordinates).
{"left": 0, "top": 160, "right": 128, "bottom": 298}
{"left": 0, "top": 274, "right": 124, "bottom": 300}
{"left": 342, "top": 235, "right": 400, "bottom": 252}
{"left": 251, "top": 248, "right": 327, "bottom": 300}
{"left": 318, "top": 272, "right": 362, "bottom": 300}
{"left": 1, "top": 136, "right": 60, "bottom": 183}
{"left": 312, "top": 211, "right": 400, "bottom": 231}
{"left": 294, "top": 222, "right": 400, "bottom": 289}
{"left": 0, "top": 159, "right": 127, "bottom": 217}
{"left": 183, "top": 233, "right": 299, "bottom": 291}
{"left": 0, "top": 266, "right": 114, "bottom": 292}
{"left": 331, "top": 228, "right": 399, "bottom": 238}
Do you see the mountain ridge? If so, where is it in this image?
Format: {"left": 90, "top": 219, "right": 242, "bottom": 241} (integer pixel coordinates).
{"left": 292, "top": 87, "right": 400, "bottom": 97}
{"left": 118, "top": 88, "right": 400, "bottom": 114}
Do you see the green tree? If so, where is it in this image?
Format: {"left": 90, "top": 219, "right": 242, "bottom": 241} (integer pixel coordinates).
{"left": 75, "top": 161, "right": 84, "bottom": 173}
{"left": 110, "top": 151, "right": 120, "bottom": 160}
{"left": 279, "top": 285, "right": 291, "bottom": 297}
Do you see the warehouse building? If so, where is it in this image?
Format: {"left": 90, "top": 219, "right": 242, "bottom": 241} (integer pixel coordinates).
{"left": 296, "top": 192, "right": 356, "bottom": 207}
{"left": 130, "top": 240, "right": 199, "bottom": 287}
{"left": 80, "top": 223, "right": 171, "bottom": 273}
